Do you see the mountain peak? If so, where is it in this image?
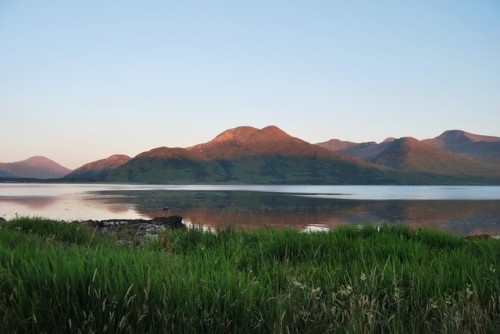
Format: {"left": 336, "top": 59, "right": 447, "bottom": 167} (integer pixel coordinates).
{"left": 209, "top": 126, "right": 259, "bottom": 145}
{"left": 435, "top": 130, "right": 474, "bottom": 146}
{"left": 22, "top": 156, "right": 63, "bottom": 167}
{"left": 421, "top": 130, "right": 500, "bottom": 164}
{"left": 192, "top": 125, "right": 290, "bottom": 149}
{"left": 185, "top": 125, "right": 338, "bottom": 159}
{"left": 245, "top": 125, "right": 293, "bottom": 143}
{"left": 315, "top": 139, "right": 357, "bottom": 152}
{"left": 0, "top": 156, "right": 71, "bottom": 179}
{"left": 260, "top": 125, "right": 289, "bottom": 137}
{"left": 108, "top": 154, "right": 131, "bottom": 160}
{"left": 427, "top": 130, "right": 500, "bottom": 148}
{"left": 396, "top": 136, "right": 420, "bottom": 145}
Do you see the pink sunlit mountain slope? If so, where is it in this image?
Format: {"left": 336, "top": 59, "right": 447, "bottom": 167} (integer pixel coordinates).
{"left": 187, "top": 125, "right": 348, "bottom": 159}
{"left": 65, "top": 155, "right": 131, "bottom": 181}
{"left": 0, "top": 156, "right": 72, "bottom": 179}
{"left": 424, "top": 130, "right": 500, "bottom": 164}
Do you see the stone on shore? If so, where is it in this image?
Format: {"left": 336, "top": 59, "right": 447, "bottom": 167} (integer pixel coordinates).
{"left": 76, "top": 216, "right": 185, "bottom": 246}
{"left": 151, "top": 216, "right": 184, "bottom": 228}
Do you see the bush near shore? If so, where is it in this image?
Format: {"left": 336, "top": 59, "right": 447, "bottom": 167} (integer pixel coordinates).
{"left": 1, "top": 217, "right": 499, "bottom": 333}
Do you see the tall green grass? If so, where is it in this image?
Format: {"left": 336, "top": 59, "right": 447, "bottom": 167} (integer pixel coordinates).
{"left": 1, "top": 218, "right": 499, "bottom": 333}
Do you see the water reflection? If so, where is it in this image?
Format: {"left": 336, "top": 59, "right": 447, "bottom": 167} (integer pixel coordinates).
{"left": 87, "top": 190, "right": 500, "bottom": 236}
{"left": 1, "top": 185, "right": 500, "bottom": 236}
{"left": 0, "top": 194, "right": 145, "bottom": 221}
{"left": 0, "top": 196, "right": 60, "bottom": 210}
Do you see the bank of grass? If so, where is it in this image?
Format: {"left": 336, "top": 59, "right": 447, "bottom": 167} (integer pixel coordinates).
{"left": 0, "top": 217, "right": 499, "bottom": 333}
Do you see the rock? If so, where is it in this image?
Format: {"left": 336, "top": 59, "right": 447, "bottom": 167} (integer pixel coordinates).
{"left": 152, "top": 216, "right": 185, "bottom": 229}
{"left": 74, "top": 216, "right": 185, "bottom": 246}
{"left": 85, "top": 216, "right": 185, "bottom": 229}
{"left": 95, "top": 219, "right": 149, "bottom": 228}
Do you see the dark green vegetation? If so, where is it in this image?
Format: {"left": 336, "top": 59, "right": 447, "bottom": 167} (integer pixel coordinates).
{"left": 1, "top": 218, "right": 499, "bottom": 333}
{"left": 104, "top": 156, "right": 401, "bottom": 184}
{"left": 102, "top": 156, "right": 500, "bottom": 185}
{"left": 69, "top": 147, "right": 500, "bottom": 184}
{"left": 67, "top": 155, "right": 499, "bottom": 185}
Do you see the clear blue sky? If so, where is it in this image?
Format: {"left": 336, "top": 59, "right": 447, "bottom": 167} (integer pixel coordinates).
{"left": 1, "top": 0, "right": 499, "bottom": 169}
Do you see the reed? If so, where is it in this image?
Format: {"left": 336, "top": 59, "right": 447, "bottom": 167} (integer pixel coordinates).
{"left": 1, "top": 218, "right": 499, "bottom": 333}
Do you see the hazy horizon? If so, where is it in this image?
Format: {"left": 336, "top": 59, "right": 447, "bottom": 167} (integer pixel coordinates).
{"left": 1, "top": 1, "right": 499, "bottom": 169}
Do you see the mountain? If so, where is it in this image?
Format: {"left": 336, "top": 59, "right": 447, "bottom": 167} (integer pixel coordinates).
{"left": 101, "top": 125, "right": 398, "bottom": 184}
{"left": 425, "top": 130, "right": 500, "bottom": 147}
{"left": 187, "top": 125, "right": 339, "bottom": 158}
{"left": 424, "top": 130, "right": 500, "bottom": 164}
{"left": 315, "top": 139, "right": 357, "bottom": 152}
{"left": 370, "top": 137, "right": 499, "bottom": 176}
{"left": 129, "top": 125, "right": 350, "bottom": 161}
{"left": 316, "top": 138, "right": 395, "bottom": 160}
{"left": 0, "top": 156, "right": 72, "bottom": 179}
{"left": 316, "top": 130, "right": 500, "bottom": 183}
{"left": 338, "top": 142, "right": 391, "bottom": 160}
{"left": 65, "top": 154, "right": 131, "bottom": 181}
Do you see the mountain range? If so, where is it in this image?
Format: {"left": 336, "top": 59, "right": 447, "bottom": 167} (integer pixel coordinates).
{"left": 317, "top": 132, "right": 500, "bottom": 177}
{"left": 66, "top": 126, "right": 387, "bottom": 184}
{"left": 2, "top": 126, "right": 500, "bottom": 184}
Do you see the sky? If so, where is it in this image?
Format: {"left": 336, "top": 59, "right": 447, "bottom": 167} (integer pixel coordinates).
{"left": 1, "top": 0, "right": 499, "bottom": 169}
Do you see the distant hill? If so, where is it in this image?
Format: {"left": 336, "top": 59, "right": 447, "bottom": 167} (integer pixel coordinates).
{"left": 65, "top": 154, "right": 131, "bottom": 181}
{"left": 0, "top": 156, "right": 72, "bottom": 179}
{"left": 306, "top": 138, "right": 357, "bottom": 152}
{"left": 424, "top": 130, "right": 500, "bottom": 164}
{"left": 338, "top": 142, "right": 391, "bottom": 160}
{"left": 316, "top": 137, "right": 394, "bottom": 160}
{"left": 424, "top": 130, "right": 500, "bottom": 147}
{"left": 316, "top": 129, "right": 500, "bottom": 183}
{"left": 370, "top": 137, "right": 499, "bottom": 176}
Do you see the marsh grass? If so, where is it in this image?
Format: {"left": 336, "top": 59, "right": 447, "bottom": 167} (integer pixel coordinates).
{"left": 1, "top": 218, "right": 499, "bottom": 333}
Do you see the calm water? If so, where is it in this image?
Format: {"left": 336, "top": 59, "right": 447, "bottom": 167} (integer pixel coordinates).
{"left": 1, "top": 183, "right": 500, "bottom": 236}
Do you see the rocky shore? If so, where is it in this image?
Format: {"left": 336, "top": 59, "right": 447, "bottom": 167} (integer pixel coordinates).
{"left": 76, "top": 216, "right": 185, "bottom": 245}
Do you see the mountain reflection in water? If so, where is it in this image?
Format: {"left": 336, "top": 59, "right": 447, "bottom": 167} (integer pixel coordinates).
{"left": 1, "top": 185, "right": 500, "bottom": 236}
{"left": 87, "top": 190, "right": 500, "bottom": 236}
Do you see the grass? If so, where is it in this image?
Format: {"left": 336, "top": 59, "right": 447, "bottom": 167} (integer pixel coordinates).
{"left": 1, "top": 217, "right": 499, "bottom": 333}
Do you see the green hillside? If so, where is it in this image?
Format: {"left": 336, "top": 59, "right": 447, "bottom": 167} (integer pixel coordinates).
{"left": 103, "top": 155, "right": 500, "bottom": 185}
